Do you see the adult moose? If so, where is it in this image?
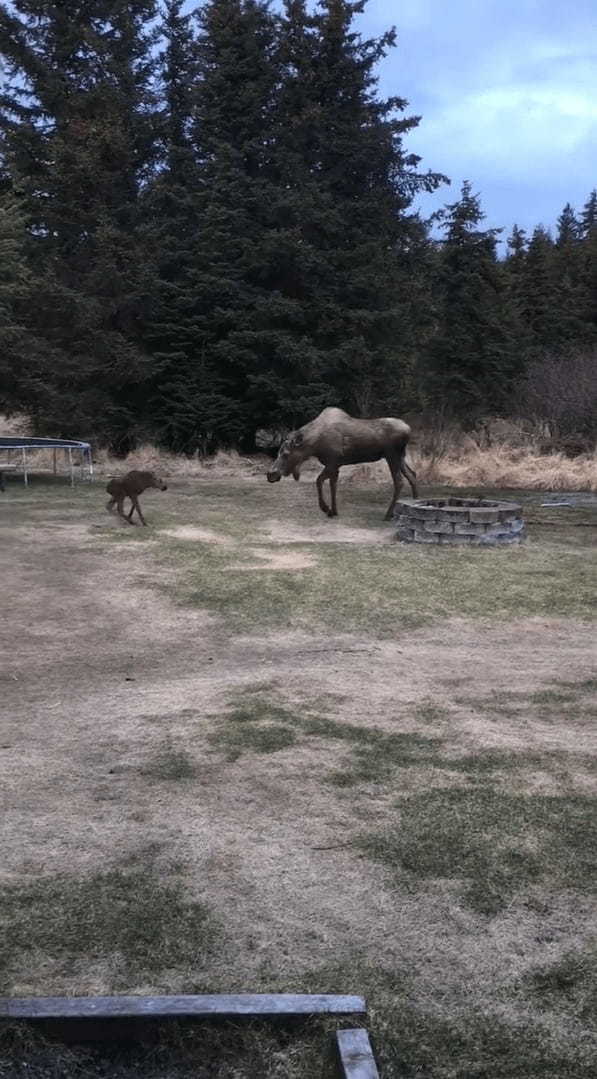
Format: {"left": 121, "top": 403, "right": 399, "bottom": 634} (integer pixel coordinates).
{"left": 266, "top": 408, "right": 417, "bottom": 519}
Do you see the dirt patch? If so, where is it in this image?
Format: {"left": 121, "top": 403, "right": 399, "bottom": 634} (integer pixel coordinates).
{"left": 264, "top": 518, "right": 395, "bottom": 545}
{"left": 230, "top": 548, "right": 317, "bottom": 571}
{"left": 161, "top": 525, "right": 231, "bottom": 544}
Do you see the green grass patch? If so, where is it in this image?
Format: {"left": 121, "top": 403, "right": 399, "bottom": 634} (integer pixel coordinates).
{"left": 209, "top": 721, "right": 297, "bottom": 761}
{"left": 0, "top": 854, "right": 217, "bottom": 994}
{"left": 142, "top": 484, "right": 597, "bottom": 635}
{"left": 140, "top": 741, "right": 197, "bottom": 781}
{"left": 373, "top": 1003, "right": 597, "bottom": 1078}
{"left": 555, "top": 677, "right": 597, "bottom": 693}
{"left": 281, "top": 958, "right": 597, "bottom": 1078}
{"left": 524, "top": 947, "right": 597, "bottom": 1024}
{"left": 207, "top": 690, "right": 300, "bottom": 761}
{"left": 456, "top": 676, "right": 597, "bottom": 725}
{"left": 302, "top": 716, "right": 440, "bottom": 786}
{"left": 223, "top": 693, "right": 297, "bottom": 726}
{"left": 414, "top": 699, "right": 451, "bottom": 724}
{"left": 531, "top": 688, "right": 578, "bottom": 706}
{"left": 171, "top": 539, "right": 596, "bottom": 634}
{"left": 360, "top": 787, "right": 597, "bottom": 915}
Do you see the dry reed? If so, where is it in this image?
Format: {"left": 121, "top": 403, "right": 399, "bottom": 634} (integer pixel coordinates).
{"left": 345, "top": 446, "right": 597, "bottom": 492}
{"left": 1, "top": 414, "right": 595, "bottom": 491}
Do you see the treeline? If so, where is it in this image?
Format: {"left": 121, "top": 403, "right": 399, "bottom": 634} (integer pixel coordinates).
{"left": 0, "top": 0, "right": 595, "bottom": 452}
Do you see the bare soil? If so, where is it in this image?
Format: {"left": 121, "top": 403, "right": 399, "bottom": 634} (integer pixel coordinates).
{"left": 1, "top": 476, "right": 596, "bottom": 1075}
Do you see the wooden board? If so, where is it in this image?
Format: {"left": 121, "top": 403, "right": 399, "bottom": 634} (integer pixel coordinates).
{"left": 0, "top": 993, "right": 366, "bottom": 1022}
{"left": 335, "top": 1029, "right": 380, "bottom": 1079}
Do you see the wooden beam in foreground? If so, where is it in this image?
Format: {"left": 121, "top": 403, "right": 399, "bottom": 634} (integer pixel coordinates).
{"left": 0, "top": 993, "right": 366, "bottom": 1022}
{"left": 335, "top": 1029, "right": 380, "bottom": 1079}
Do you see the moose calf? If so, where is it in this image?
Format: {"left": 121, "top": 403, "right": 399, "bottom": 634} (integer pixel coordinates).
{"left": 106, "top": 470, "right": 167, "bottom": 526}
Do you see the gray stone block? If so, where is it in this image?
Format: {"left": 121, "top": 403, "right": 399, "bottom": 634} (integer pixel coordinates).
{"left": 469, "top": 507, "right": 499, "bottom": 523}
{"left": 453, "top": 521, "right": 483, "bottom": 535}
{"left": 413, "top": 529, "right": 440, "bottom": 543}
{"left": 439, "top": 532, "right": 476, "bottom": 545}
{"left": 425, "top": 520, "right": 454, "bottom": 534}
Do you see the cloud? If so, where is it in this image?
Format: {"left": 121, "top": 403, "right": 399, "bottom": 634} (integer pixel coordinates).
{"left": 411, "top": 84, "right": 597, "bottom": 176}
{"left": 360, "top": 3, "right": 597, "bottom": 233}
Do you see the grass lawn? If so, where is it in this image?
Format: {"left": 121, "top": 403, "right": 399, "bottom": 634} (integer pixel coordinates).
{"left": 1, "top": 470, "right": 596, "bottom": 1076}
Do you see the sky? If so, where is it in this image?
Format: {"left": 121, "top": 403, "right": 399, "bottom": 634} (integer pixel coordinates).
{"left": 351, "top": 0, "right": 597, "bottom": 244}
{"left": 182, "top": 0, "right": 597, "bottom": 246}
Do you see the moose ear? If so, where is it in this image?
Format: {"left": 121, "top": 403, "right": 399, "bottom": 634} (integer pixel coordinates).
{"left": 292, "top": 431, "right": 304, "bottom": 448}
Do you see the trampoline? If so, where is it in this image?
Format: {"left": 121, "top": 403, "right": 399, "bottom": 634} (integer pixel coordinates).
{"left": 0, "top": 436, "right": 93, "bottom": 487}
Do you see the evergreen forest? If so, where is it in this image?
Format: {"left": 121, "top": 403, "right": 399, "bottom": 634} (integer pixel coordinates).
{"left": 0, "top": 0, "right": 595, "bottom": 453}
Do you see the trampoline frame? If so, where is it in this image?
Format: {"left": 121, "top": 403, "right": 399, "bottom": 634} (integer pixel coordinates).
{"left": 0, "top": 436, "right": 93, "bottom": 487}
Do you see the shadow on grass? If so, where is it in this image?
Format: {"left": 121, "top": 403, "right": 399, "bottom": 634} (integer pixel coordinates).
{"left": 0, "top": 1019, "right": 330, "bottom": 1079}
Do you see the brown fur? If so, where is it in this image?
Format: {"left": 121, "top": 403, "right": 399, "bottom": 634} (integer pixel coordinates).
{"left": 266, "top": 407, "right": 417, "bottom": 519}
{"left": 106, "top": 470, "right": 167, "bottom": 526}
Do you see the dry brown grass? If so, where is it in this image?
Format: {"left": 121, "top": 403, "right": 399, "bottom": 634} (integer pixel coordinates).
{"left": 91, "top": 443, "right": 597, "bottom": 492}
{"left": 346, "top": 445, "right": 597, "bottom": 492}
{"left": 0, "top": 412, "right": 32, "bottom": 437}
{"left": 96, "top": 445, "right": 269, "bottom": 478}
{"left": 2, "top": 411, "right": 595, "bottom": 490}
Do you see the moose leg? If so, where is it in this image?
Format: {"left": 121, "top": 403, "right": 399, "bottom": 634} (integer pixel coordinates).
{"left": 384, "top": 456, "right": 403, "bottom": 520}
{"left": 129, "top": 495, "right": 147, "bottom": 526}
{"left": 106, "top": 498, "right": 116, "bottom": 515}
{"left": 328, "top": 467, "right": 340, "bottom": 517}
{"left": 400, "top": 458, "right": 418, "bottom": 499}
{"left": 316, "top": 466, "right": 334, "bottom": 517}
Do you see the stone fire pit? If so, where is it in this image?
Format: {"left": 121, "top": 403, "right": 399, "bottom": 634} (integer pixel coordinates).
{"left": 395, "top": 497, "right": 525, "bottom": 546}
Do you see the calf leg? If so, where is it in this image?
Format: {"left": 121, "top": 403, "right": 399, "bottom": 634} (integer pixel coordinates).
{"left": 129, "top": 494, "right": 147, "bottom": 526}
{"left": 116, "top": 494, "right": 134, "bottom": 525}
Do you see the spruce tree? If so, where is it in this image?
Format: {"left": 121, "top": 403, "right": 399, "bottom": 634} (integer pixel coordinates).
{"left": 0, "top": 0, "right": 159, "bottom": 446}
{"left": 271, "top": 0, "right": 444, "bottom": 420}
{"left": 506, "top": 224, "right": 527, "bottom": 264}
{"left": 139, "top": 0, "right": 208, "bottom": 451}
{"left": 0, "top": 190, "right": 46, "bottom": 417}
{"left": 425, "top": 181, "right": 518, "bottom": 418}
{"left": 553, "top": 202, "right": 592, "bottom": 347}
{"left": 162, "top": 0, "right": 284, "bottom": 449}
{"left": 580, "top": 190, "right": 597, "bottom": 333}
{"left": 556, "top": 202, "right": 581, "bottom": 247}
{"left": 581, "top": 190, "right": 597, "bottom": 238}
{"left": 502, "top": 224, "right": 535, "bottom": 366}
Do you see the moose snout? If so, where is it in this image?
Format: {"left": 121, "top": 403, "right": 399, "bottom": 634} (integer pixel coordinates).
{"left": 159, "top": 482, "right": 168, "bottom": 491}
{"left": 266, "top": 471, "right": 281, "bottom": 483}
